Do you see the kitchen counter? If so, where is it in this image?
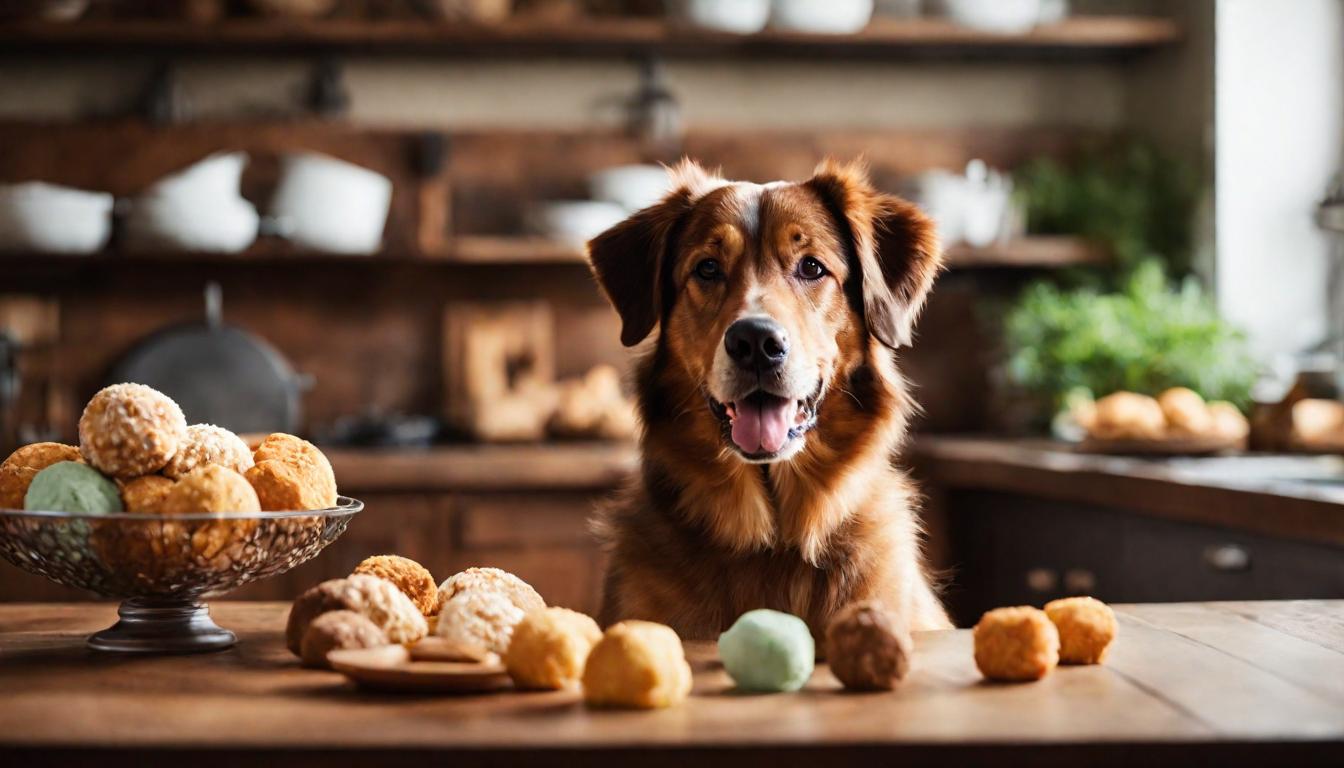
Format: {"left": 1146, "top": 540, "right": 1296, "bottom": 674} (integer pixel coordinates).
{"left": 325, "top": 441, "right": 638, "bottom": 493}
{"left": 1, "top": 601, "right": 1341, "bottom": 766}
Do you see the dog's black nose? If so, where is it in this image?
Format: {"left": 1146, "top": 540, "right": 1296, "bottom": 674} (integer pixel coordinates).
{"left": 724, "top": 317, "right": 789, "bottom": 372}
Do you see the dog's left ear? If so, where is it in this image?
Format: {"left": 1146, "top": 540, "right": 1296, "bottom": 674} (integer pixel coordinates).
{"left": 806, "top": 159, "right": 943, "bottom": 349}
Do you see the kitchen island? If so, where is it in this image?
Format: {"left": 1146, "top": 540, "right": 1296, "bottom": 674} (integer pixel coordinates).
{"left": 1, "top": 601, "right": 1341, "bottom": 766}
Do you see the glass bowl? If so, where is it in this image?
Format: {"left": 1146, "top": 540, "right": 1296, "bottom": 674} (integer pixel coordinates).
{"left": 0, "top": 497, "right": 362, "bottom": 653}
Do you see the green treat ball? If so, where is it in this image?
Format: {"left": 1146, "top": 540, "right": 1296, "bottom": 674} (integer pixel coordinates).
{"left": 718, "top": 609, "right": 815, "bottom": 692}
{"left": 24, "top": 461, "right": 123, "bottom": 515}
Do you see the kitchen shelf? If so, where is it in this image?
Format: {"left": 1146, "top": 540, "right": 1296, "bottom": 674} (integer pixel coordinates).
{"left": 0, "top": 16, "right": 1181, "bottom": 60}
{"left": 325, "top": 441, "right": 639, "bottom": 493}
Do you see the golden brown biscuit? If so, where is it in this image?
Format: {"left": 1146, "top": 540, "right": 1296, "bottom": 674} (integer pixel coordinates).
{"left": 353, "top": 555, "right": 438, "bottom": 617}
{"left": 78, "top": 383, "right": 188, "bottom": 478}
{"left": 162, "top": 424, "right": 255, "bottom": 480}
{"left": 1090, "top": 391, "right": 1166, "bottom": 441}
{"left": 300, "top": 610, "right": 388, "bottom": 669}
{"left": 505, "top": 607, "right": 602, "bottom": 690}
{"left": 582, "top": 620, "right": 693, "bottom": 709}
{"left": 0, "top": 442, "right": 82, "bottom": 509}
{"left": 1044, "top": 596, "right": 1117, "bottom": 665}
{"left": 1208, "top": 401, "right": 1250, "bottom": 441}
{"left": 436, "top": 566, "right": 545, "bottom": 616}
{"left": 973, "top": 606, "right": 1059, "bottom": 682}
{"left": 285, "top": 574, "right": 428, "bottom": 656}
{"left": 1157, "top": 387, "right": 1213, "bottom": 436}
{"left": 159, "top": 465, "right": 260, "bottom": 515}
{"left": 245, "top": 433, "right": 337, "bottom": 511}
{"left": 825, "top": 601, "right": 911, "bottom": 691}
{"left": 435, "top": 589, "right": 525, "bottom": 657}
{"left": 119, "top": 475, "right": 176, "bottom": 514}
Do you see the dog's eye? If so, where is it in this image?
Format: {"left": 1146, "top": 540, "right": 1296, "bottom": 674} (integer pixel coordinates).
{"left": 797, "top": 256, "right": 827, "bottom": 280}
{"left": 694, "top": 258, "right": 722, "bottom": 281}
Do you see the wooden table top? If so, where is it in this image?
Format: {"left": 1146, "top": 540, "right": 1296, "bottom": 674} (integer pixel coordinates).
{"left": 2, "top": 601, "right": 1342, "bottom": 767}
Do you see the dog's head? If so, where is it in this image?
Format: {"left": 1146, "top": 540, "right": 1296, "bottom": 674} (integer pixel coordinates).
{"left": 588, "top": 158, "right": 941, "bottom": 463}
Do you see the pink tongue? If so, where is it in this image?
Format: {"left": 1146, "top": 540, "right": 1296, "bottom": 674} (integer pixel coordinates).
{"left": 731, "top": 397, "right": 793, "bottom": 454}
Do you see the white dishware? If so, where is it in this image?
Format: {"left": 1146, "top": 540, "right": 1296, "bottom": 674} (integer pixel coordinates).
{"left": 909, "top": 169, "right": 968, "bottom": 245}
{"left": 527, "top": 201, "right": 628, "bottom": 248}
{"left": 960, "top": 159, "right": 1012, "bottom": 248}
{"left": 671, "top": 0, "right": 771, "bottom": 34}
{"left": 771, "top": 0, "right": 873, "bottom": 34}
{"left": 589, "top": 164, "right": 671, "bottom": 213}
{"left": 943, "top": 0, "right": 1042, "bottom": 33}
{"left": 0, "top": 181, "right": 113, "bottom": 254}
{"left": 124, "top": 152, "right": 259, "bottom": 253}
{"left": 269, "top": 152, "right": 392, "bottom": 255}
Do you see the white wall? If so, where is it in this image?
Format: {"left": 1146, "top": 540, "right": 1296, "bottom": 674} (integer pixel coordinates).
{"left": 1215, "top": 0, "right": 1344, "bottom": 361}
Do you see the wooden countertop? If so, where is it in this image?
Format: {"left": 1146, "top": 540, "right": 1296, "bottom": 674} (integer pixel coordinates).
{"left": 1, "top": 601, "right": 1342, "bottom": 766}
{"left": 325, "top": 441, "right": 639, "bottom": 493}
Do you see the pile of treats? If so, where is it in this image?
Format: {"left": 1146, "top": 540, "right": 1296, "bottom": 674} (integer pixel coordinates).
{"left": 0, "top": 382, "right": 337, "bottom": 515}
{"left": 974, "top": 596, "right": 1118, "bottom": 682}
{"left": 1080, "top": 387, "right": 1248, "bottom": 443}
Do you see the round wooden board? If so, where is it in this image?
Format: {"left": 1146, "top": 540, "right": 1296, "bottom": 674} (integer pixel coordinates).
{"left": 328, "top": 645, "right": 513, "bottom": 694}
{"left": 1077, "top": 435, "right": 1247, "bottom": 456}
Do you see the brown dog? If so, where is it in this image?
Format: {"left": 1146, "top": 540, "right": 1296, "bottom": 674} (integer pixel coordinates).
{"left": 587, "top": 158, "right": 951, "bottom": 642}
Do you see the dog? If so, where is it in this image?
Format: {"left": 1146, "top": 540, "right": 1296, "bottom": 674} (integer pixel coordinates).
{"left": 586, "top": 158, "right": 951, "bottom": 643}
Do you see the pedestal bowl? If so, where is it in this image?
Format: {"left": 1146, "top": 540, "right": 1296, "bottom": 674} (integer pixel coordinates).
{"left": 0, "top": 497, "right": 361, "bottom": 653}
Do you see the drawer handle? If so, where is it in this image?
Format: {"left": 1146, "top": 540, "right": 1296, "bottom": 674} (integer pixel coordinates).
{"left": 1203, "top": 543, "right": 1251, "bottom": 572}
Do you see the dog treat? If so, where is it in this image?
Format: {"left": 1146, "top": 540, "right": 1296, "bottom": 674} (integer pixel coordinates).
{"left": 23, "top": 461, "right": 123, "bottom": 514}
{"left": 245, "top": 433, "right": 338, "bottom": 511}
{"left": 118, "top": 475, "right": 176, "bottom": 514}
{"left": 158, "top": 465, "right": 260, "bottom": 515}
{"left": 0, "top": 442, "right": 82, "bottom": 509}
{"left": 162, "top": 424, "right": 255, "bottom": 480}
{"left": 1157, "top": 387, "right": 1213, "bottom": 436}
{"left": 718, "top": 609, "right": 815, "bottom": 693}
{"left": 1208, "top": 401, "right": 1250, "bottom": 441}
{"left": 300, "top": 610, "right": 389, "bottom": 669}
{"left": 435, "top": 589, "right": 525, "bottom": 657}
{"left": 436, "top": 566, "right": 545, "bottom": 616}
{"left": 353, "top": 555, "right": 438, "bottom": 617}
{"left": 1044, "top": 596, "right": 1118, "bottom": 665}
{"left": 505, "top": 607, "right": 603, "bottom": 690}
{"left": 825, "top": 602, "right": 911, "bottom": 691}
{"left": 583, "top": 620, "right": 693, "bottom": 709}
{"left": 285, "top": 574, "right": 428, "bottom": 656}
{"left": 974, "top": 606, "right": 1060, "bottom": 682}
{"left": 79, "top": 383, "right": 188, "bottom": 478}
{"left": 1090, "top": 391, "right": 1165, "bottom": 441}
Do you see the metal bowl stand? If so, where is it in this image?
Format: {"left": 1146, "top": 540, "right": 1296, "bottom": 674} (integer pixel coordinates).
{"left": 87, "top": 598, "right": 236, "bottom": 653}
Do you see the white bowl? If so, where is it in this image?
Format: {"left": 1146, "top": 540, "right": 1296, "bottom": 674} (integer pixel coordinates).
{"left": 772, "top": 0, "right": 873, "bottom": 34}
{"left": 672, "top": 0, "right": 771, "bottom": 34}
{"left": 943, "top": 0, "right": 1042, "bottom": 33}
{"left": 0, "top": 181, "right": 113, "bottom": 254}
{"left": 124, "top": 152, "right": 259, "bottom": 253}
{"left": 270, "top": 152, "right": 392, "bottom": 255}
{"left": 527, "top": 201, "right": 628, "bottom": 248}
{"left": 589, "top": 165, "right": 671, "bottom": 213}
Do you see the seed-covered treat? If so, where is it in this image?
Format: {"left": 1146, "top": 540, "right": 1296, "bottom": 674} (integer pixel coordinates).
{"left": 353, "top": 555, "right": 438, "bottom": 617}
{"left": 118, "top": 475, "right": 176, "bottom": 514}
{"left": 24, "top": 461, "right": 123, "bottom": 514}
{"left": 300, "top": 610, "right": 389, "bottom": 669}
{"left": 245, "top": 433, "right": 337, "bottom": 511}
{"left": 285, "top": 574, "right": 427, "bottom": 656}
{"left": 1044, "top": 596, "right": 1118, "bottom": 665}
{"left": 162, "top": 424, "right": 254, "bottom": 480}
{"left": 436, "top": 589, "right": 525, "bottom": 657}
{"left": 825, "top": 602, "right": 912, "bottom": 691}
{"left": 0, "top": 442, "right": 82, "bottom": 509}
{"left": 974, "top": 606, "right": 1060, "bottom": 682}
{"left": 718, "top": 609, "right": 815, "bottom": 693}
{"left": 436, "top": 566, "right": 545, "bottom": 616}
{"left": 504, "top": 607, "right": 602, "bottom": 690}
{"left": 583, "top": 620, "right": 693, "bottom": 709}
{"left": 158, "top": 465, "right": 260, "bottom": 515}
{"left": 78, "top": 383, "right": 188, "bottom": 478}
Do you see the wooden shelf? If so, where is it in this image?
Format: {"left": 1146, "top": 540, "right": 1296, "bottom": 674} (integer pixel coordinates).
{"left": 0, "top": 16, "right": 1181, "bottom": 60}
{"left": 325, "top": 441, "right": 639, "bottom": 493}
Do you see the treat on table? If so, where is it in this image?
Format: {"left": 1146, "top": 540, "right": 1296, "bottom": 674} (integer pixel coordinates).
{"left": 353, "top": 555, "right": 438, "bottom": 617}
{"left": 437, "top": 566, "right": 545, "bottom": 616}
{"left": 162, "top": 424, "right": 255, "bottom": 480}
{"left": 504, "top": 606, "right": 602, "bottom": 690}
{"left": 1157, "top": 387, "right": 1214, "bottom": 436}
{"left": 118, "top": 475, "right": 176, "bottom": 514}
{"left": 300, "top": 609, "right": 389, "bottom": 669}
{"left": 435, "top": 589, "right": 525, "bottom": 657}
{"left": 285, "top": 574, "right": 428, "bottom": 656}
{"left": 158, "top": 465, "right": 260, "bottom": 515}
{"left": 583, "top": 620, "right": 693, "bottom": 709}
{"left": 78, "top": 383, "right": 188, "bottom": 478}
{"left": 1044, "top": 596, "right": 1117, "bottom": 665}
{"left": 0, "top": 442, "right": 82, "bottom": 509}
{"left": 973, "top": 606, "right": 1060, "bottom": 682}
{"left": 1089, "top": 391, "right": 1166, "bottom": 441}
{"left": 1208, "top": 400, "right": 1251, "bottom": 441}
{"left": 245, "top": 433, "right": 338, "bottom": 511}
{"left": 24, "top": 461, "right": 123, "bottom": 514}
{"left": 718, "top": 609, "right": 815, "bottom": 693}
{"left": 825, "top": 601, "right": 911, "bottom": 691}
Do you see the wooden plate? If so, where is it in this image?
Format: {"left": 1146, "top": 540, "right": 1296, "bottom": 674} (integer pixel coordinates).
{"left": 328, "top": 645, "right": 512, "bottom": 694}
{"left": 1077, "top": 435, "right": 1247, "bottom": 456}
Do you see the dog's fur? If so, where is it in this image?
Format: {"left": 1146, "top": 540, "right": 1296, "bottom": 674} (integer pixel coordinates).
{"left": 587, "top": 158, "right": 951, "bottom": 641}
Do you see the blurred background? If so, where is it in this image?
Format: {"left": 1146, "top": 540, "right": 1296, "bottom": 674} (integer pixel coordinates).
{"left": 1, "top": 0, "right": 1341, "bottom": 626}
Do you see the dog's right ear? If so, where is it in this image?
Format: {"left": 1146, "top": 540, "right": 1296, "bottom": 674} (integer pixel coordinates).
{"left": 587, "top": 160, "right": 719, "bottom": 347}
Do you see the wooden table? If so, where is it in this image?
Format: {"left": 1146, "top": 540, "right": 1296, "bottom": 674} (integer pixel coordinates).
{"left": 2, "top": 601, "right": 1342, "bottom": 766}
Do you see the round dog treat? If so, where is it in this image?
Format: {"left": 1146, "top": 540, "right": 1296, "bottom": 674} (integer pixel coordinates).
{"left": 353, "top": 555, "right": 438, "bottom": 617}
{"left": 118, "top": 475, "right": 176, "bottom": 514}
{"left": 158, "top": 465, "right": 260, "bottom": 515}
{"left": 79, "top": 383, "right": 188, "bottom": 478}
{"left": 583, "top": 620, "right": 693, "bottom": 709}
{"left": 24, "top": 461, "right": 123, "bottom": 514}
{"left": 437, "top": 566, "right": 545, "bottom": 616}
{"left": 1208, "top": 401, "right": 1250, "bottom": 441}
{"left": 825, "top": 602, "right": 911, "bottom": 691}
{"left": 1157, "top": 387, "right": 1213, "bottom": 436}
{"left": 284, "top": 574, "right": 428, "bottom": 656}
{"left": 1044, "top": 596, "right": 1117, "bottom": 665}
{"left": 1090, "top": 391, "right": 1165, "bottom": 441}
{"left": 718, "top": 609, "right": 815, "bottom": 693}
{"left": 162, "top": 424, "right": 255, "bottom": 480}
{"left": 0, "top": 442, "right": 82, "bottom": 509}
{"left": 300, "top": 610, "right": 388, "bottom": 669}
{"left": 505, "top": 607, "right": 603, "bottom": 690}
{"left": 973, "top": 606, "right": 1060, "bottom": 682}
{"left": 249, "top": 433, "right": 337, "bottom": 509}
{"left": 435, "top": 589, "right": 525, "bottom": 657}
